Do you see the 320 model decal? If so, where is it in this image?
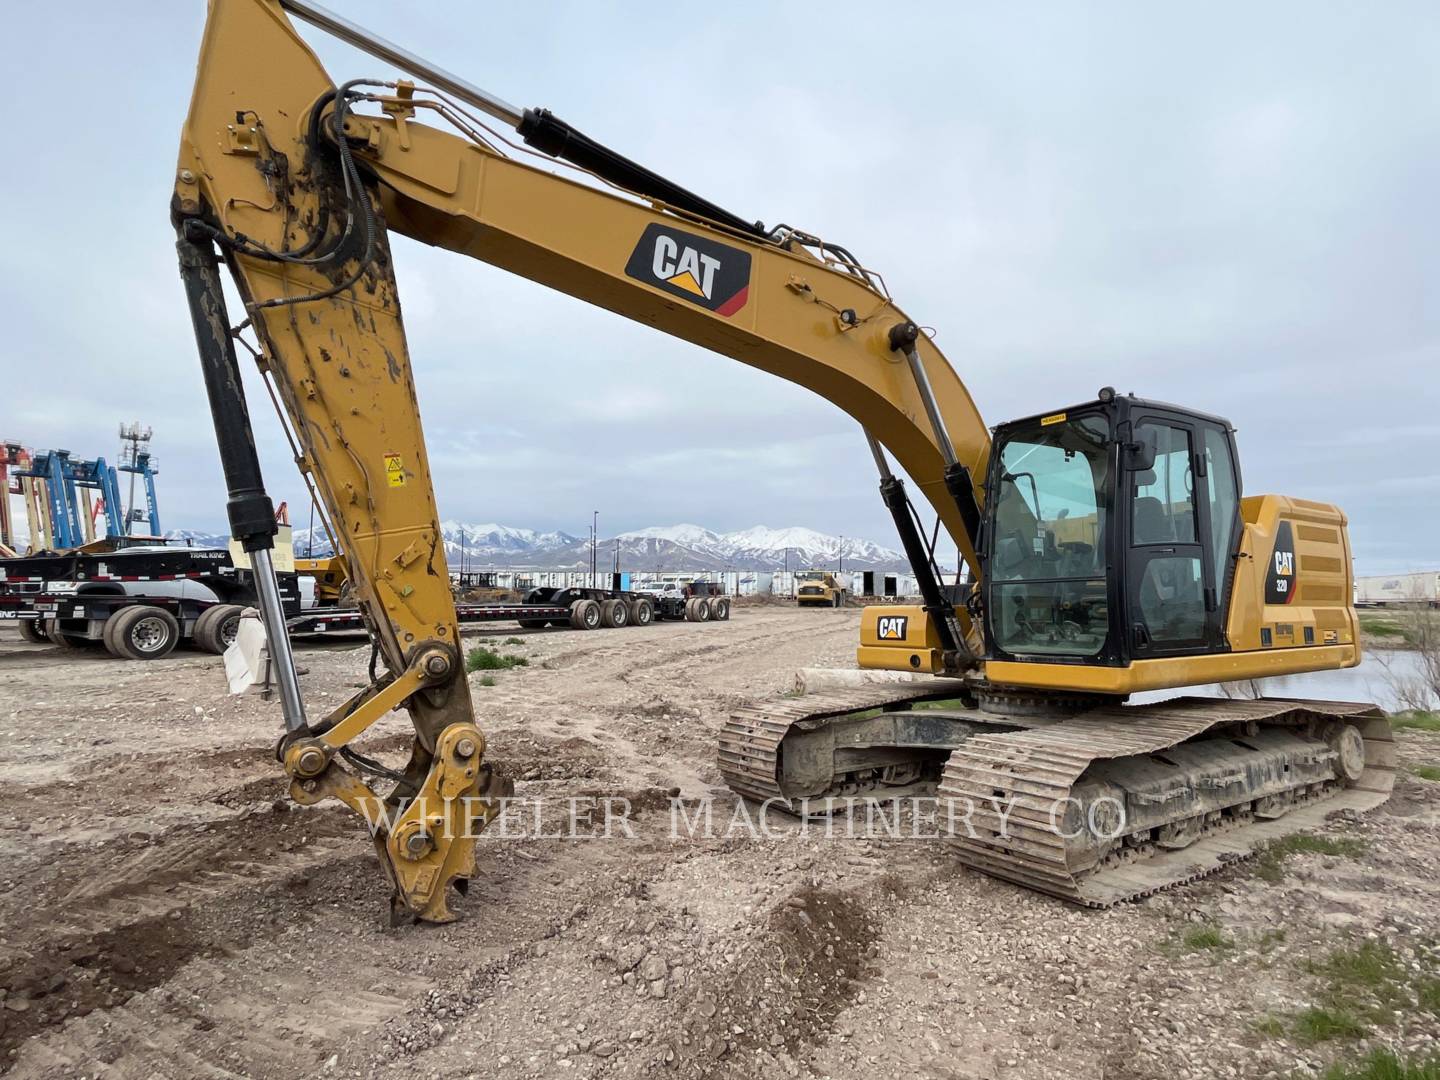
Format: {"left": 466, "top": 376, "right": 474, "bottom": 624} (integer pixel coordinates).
{"left": 1264, "top": 521, "right": 1298, "bottom": 605}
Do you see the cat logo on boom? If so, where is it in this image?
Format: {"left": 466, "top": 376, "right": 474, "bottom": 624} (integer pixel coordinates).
{"left": 625, "top": 223, "right": 751, "bottom": 317}
{"left": 877, "top": 615, "right": 909, "bottom": 641}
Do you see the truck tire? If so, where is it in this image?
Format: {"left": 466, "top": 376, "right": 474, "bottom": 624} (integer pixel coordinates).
{"left": 712, "top": 597, "right": 731, "bottom": 621}
{"left": 687, "top": 597, "right": 711, "bottom": 622}
{"left": 600, "top": 598, "right": 629, "bottom": 628}
{"left": 17, "top": 620, "right": 48, "bottom": 644}
{"left": 569, "top": 598, "right": 602, "bottom": 631}
{"left": 833, "top": 594, "right": 842, "bottom": 608}
{"left": 101, "top": 612, "right": 128, "bottom": 658}
{"left": 627, "top": 597, "right": 654, "bottom": 626}
{"left": 193, "top": 603, "right": 244, "bottom": 655}
{"left": 106, "top": 605, "right": 181, "bottom": 661}
{"left": 44, "top": 619, "right": 89, "bottom": 649}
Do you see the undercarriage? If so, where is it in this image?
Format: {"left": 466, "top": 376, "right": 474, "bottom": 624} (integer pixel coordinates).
{"left": 718, "top": 685, "right": 1395, "bottom": 905}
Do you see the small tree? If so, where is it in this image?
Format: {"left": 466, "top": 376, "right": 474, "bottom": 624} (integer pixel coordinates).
{"left": 1374, "top": 585, "right": 1440, "bottom": 712}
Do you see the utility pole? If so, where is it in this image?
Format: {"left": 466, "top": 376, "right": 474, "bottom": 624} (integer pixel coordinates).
{"left": 839, "top": 536, "right": 844, "bottom": 575}
{"left": 592, "top": 509, "right": 599, "bottom": 588}
{"left": 117, "top": 422, "right": 152, "bottom": 536}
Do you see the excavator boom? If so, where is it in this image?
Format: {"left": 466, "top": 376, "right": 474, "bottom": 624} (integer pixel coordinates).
{"left": 175, "top": 0, "right": 990, "bottom": 919}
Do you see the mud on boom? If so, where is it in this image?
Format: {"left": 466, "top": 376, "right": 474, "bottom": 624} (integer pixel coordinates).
{"left": 174, "top": 0, "right": 1391, "bottom": 922}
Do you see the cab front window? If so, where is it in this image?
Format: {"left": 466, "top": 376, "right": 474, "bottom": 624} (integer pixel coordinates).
{"left": 988, "top": 414, "right": 1111, "bottom": 657}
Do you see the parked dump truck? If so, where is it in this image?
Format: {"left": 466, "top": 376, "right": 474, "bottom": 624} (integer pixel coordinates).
{"left": 794, "top": 569, "right": 849, "bottom": 607}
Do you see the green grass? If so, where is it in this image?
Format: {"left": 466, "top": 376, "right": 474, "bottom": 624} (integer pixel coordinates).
{"left": 1294, "top": 1005, "right": 1370, "bottom": 1043}
{"left": 1322, "top": 1050, "right": 1440, "bottom": 1080}
{"left": 1248, "top": 940, "right": 1440, "bottom": 1052}
{"left": 1183, "top": 925, "right": 1233, "bottom": 951}
{"left": 1410, "top": 765, "right": 1440, "bottom": 781}
{"left": 465, "top": 646, "right": 529, "bottom": 673}
{"left": 1251, "top": 1015, "right": 1286, "bottom": 1038}
{"left": 1308, "top": 941, "right": 1403, "bottom": 989}
{"left": 1359, "top": 611, "right": 1439, "bottom": 647}
{"left": 1253, "top": 833, "right": 1368, "bottom": 882}
{"left": 1393, "top": 712, "right": 1440, "bottom": 732}
{"left": 1257, "top": 929, "right": 1288, "bottom": 953}
{"left": 1418, "top": 977, "right": 1440, "bottom": 1013}
{"left": 1360, "top": 616, "right": 1407, "bottom": 638}
{"left": 504, "top": 636, "right": 525, "bottom": 645}
{"left": 477, "top": 675, "right": 496, "bottom": 687}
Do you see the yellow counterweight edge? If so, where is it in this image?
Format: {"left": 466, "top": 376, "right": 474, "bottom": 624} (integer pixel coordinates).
{"left": 985, "top": 644, "right": 1360, "bottom": 695}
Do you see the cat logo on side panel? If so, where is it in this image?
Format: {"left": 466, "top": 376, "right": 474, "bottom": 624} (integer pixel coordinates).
{"left": 877, "top": 615, "right": 909, "bottom": 641}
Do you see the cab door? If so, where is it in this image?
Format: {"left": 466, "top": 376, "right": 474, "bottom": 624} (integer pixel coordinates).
{"left": 1124, "top": 415, "right": 1216, "bottom": 657}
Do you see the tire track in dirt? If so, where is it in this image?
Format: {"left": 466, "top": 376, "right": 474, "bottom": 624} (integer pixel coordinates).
{"left": 0, "top": 807, "right": 363, "bottom": 1071}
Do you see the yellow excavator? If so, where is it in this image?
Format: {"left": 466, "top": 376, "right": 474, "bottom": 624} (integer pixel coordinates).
{"left": 174, "top": 0, "right": 1393, "bottom": 922}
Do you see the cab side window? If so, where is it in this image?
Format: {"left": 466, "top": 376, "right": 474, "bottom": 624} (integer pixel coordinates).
{"left": 1131, "top": 422, "right": 1205, "bottom": 648}
{"left": 1132, "top": 423, "right": 1196, "bottom": 544}
{"left": 1202, "top": 427, "right": 1240, "bottom": 598}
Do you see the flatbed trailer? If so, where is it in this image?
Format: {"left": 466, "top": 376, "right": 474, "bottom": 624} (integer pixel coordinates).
{"left": 2, "top": 554, "right": 734, "bottom": 657}
{"left": 0, "top": 543, "right": 299, "bottom": 660}
{"left": 287, "top": 583, "right": 732, "bottom": 635}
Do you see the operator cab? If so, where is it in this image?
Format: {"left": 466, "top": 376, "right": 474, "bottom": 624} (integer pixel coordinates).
{"left": 980, "top": 388, "right": 1242, "bottom": 667}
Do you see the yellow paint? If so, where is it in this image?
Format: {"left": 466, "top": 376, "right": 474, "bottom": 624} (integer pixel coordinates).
{"left": 985, "top": 644, "right": 1359, "bottom": 695}
{"left": 1040, "top": 412, "right": 1067, "bottom": 426}
{"left": 1224, "top": 494, "right": 1360, "bottom": 657}
{"left": 177, "top": 0, "right": 1367, "bottom": 919}
{"left": 667, "top": 270, "right": 705, "bottom": 296}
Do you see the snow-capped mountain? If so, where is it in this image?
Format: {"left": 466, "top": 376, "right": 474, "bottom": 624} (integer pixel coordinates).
{"left": 720, "top": 525, "right": 898, "bottom": 567}
{"left": 435, "top": 521, "right": 580, "bottom": 555}
{"left": 615, "top": 524, "right": 723, "bottom": 548}
{"left": 278, "top": 521, "right": 906, "bottom": 570}
{"left": 163, "top": 528, "right": 231, "bottom": 548}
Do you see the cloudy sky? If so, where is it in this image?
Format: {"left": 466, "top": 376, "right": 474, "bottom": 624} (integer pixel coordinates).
{"left": 4, "top": 2, "right": 1436, "bottom": 573}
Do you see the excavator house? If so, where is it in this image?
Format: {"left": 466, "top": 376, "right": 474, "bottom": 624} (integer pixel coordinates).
{"left": 174, "top": 0, "right": 1394, "bottom": 922}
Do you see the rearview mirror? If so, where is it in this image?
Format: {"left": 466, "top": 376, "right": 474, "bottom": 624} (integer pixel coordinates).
{"left": 1125, "top": 433, "right": 1157, "bottom": 472}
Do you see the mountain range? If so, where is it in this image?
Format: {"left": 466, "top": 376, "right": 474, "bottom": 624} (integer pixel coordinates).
{"left": 164, "top": 522, "right": 910, "bottom": 572}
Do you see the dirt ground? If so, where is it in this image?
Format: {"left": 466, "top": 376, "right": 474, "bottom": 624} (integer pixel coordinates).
{"left": 0, "top": 608, "right": 1436, "bottom": 1080}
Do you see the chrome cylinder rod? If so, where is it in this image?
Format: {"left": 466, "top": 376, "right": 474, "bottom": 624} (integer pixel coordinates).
{"left": 865, "top": 431, "right": 894, "bottom": 480}
{"left": 280, "top": 0, "right": 523, "bottom": 127}
{"left": 900, "top": 345, "right": 959, "bottom": 467}
{"left": 250, "top": 546, "right": 308, "bottom": 732}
